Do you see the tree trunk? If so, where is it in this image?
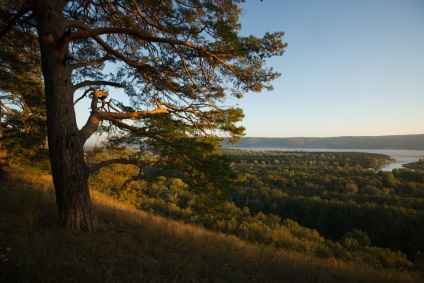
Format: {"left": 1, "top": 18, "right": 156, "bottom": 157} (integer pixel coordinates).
{"left": 0, "top": 115, "right": 11, "bottom": 180}
{"left": 35, "top": 1, "right": 101, "bottom": 231}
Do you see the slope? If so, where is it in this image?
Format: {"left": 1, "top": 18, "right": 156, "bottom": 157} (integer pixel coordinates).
{"left": 0, "top": 172, "right": 421, "bottom": 283}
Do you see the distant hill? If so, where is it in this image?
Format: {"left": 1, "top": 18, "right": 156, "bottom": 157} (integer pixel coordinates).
{"left": 223, "top": 134, "right": 424, "bottom": 150}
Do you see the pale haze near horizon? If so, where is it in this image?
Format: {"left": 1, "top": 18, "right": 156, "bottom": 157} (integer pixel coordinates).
{"left": 76, "top": 0, "right": 424, "bottom": 143}
{"left": 235, "top": 0, "right": 424, "bottom": 138}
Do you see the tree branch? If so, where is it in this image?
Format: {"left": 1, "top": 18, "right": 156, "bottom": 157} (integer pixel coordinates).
{"left": 63, "top": 24, "right": 175, "bottom": 88}
{"left": 64, "top": 20, "right": 203, "bottom": 50}
{"left": 70, "top": 54, "right": 114, "bottom": 71}
{"left": 0, "top": 6, "right": 32, "bottom": 39}
{"left": 73, "top": 81, "right": 124, "bottom": 91}
{"left": 74, "top": 88, "right": 93, "bottom": 106}
{"left": 63, "top": 19, "right": 235, "bottom": 77}
{"left": 97, "top": 107, "right": 169, "bottom": 120}
{"left": 0, "top": 100, "right": 14, "bottom": 116}
{"left": 80, "top": 113, "right": 102, "bottom": 142}
{"left": 107, "top": 117, "right": 175, "bottom": 148}
{"left": 90, "top": 33, "right": 154, "bottom": 72}
{"left": 88, "top": 158, "right": 155, "bottom": 174}
{"left": 78, "top": 89, "right": 169, "bottom": 142}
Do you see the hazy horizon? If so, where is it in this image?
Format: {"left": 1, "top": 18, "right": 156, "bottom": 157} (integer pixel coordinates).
{"left": 240, "top": 133, "right": 424, "bottom": 138}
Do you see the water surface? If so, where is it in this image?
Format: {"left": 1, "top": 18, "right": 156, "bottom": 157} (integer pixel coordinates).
{"left": 226, "top": 147, "right": 424, "bottom": 171}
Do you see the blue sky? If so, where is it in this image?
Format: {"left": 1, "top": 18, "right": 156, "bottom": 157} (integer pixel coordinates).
{"left": 233, "top": 0, "right": 424, "bottom": 137}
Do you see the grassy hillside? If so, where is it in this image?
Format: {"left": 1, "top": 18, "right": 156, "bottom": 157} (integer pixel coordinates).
{"left": 224, "top": 134, "right": 424, "bottom": 150}
{"left": 0, "top": 172, "right": 422, "bottom": 282}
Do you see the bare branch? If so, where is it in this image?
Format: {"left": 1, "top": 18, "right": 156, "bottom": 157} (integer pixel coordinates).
{"left": 74, "top": 88, "right": 93, "bottom": 106}
{"left": 105, "top": 100, "right": 122, "bottom": 113}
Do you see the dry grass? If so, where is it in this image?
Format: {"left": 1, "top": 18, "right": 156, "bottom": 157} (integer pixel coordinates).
{"left": 0, "top": 171, "right": 422, "bottom": 282}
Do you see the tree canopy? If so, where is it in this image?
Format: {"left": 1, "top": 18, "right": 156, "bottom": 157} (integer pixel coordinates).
{"left": 0, "top": 0, "right": 286, "bottom": 231}
{"left": 67, "top": 0, "right": 286, "bottom": 144}
{"left": 0, "top": 2, "right": 46, "bottom": 177}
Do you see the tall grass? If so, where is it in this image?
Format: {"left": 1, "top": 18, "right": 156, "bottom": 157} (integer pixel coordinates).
{"left": 0, "top": 172, "right": 422, "bottom": 282}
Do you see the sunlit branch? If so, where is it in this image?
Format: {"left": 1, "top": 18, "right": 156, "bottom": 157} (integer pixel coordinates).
{"left": 79, "top": 88, "right": 170, "bottom": 142}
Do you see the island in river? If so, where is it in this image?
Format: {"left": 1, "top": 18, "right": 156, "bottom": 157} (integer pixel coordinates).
{"left": 223, "top": 134, "right": 424, "bottom": 171}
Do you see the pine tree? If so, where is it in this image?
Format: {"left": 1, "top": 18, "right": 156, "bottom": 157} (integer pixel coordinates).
{"left": 0, "top": 0, "right": 286, "bottom": 231}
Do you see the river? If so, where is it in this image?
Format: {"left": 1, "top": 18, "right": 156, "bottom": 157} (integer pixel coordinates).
{"left": 225, "top": 147, "right": 424, "bottom": 171}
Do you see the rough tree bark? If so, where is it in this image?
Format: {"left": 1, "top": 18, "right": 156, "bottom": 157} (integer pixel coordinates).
{"left": 35, "top": 1, "right": 101, "bottom": 231}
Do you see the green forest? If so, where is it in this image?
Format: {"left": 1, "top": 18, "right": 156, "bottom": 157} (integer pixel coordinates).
{"left": 1, "top": 146, "right": 424, "bottom": 282}
{"left": 85, "top": 147, "right": 424, "bottom": 272}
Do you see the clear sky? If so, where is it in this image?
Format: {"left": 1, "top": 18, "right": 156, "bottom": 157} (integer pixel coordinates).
{"left": 233, "top": 0, "right": 424, "bottom": 137}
